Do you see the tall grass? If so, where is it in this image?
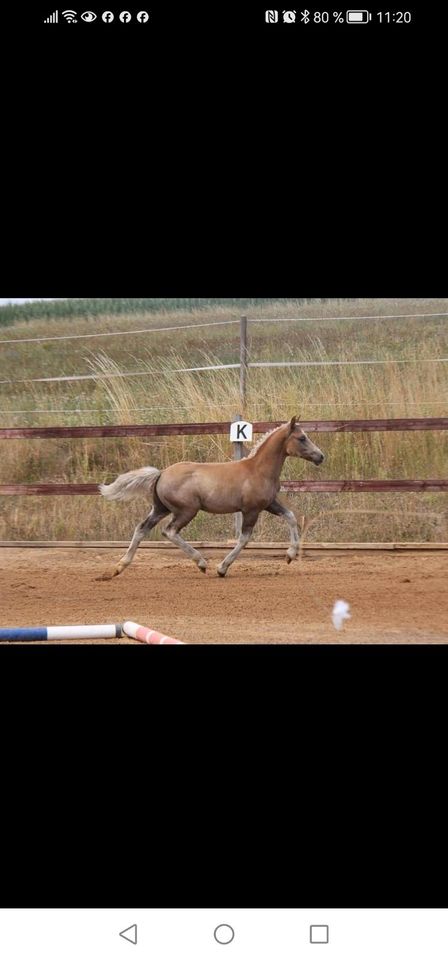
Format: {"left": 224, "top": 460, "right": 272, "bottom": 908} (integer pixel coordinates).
{"left": 0, "top": 297, "right": 447, "bottom": 542}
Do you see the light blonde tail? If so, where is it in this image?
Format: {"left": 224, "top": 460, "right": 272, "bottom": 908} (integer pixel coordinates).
{"left": 99, "top": 466, "right": 161, "bottom": 502}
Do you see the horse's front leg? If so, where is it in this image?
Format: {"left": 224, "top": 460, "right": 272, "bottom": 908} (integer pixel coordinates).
{"left": 217, "top": 510, "right": 259, "bottom": 577}
{"left": 265, "top": 498, "right": 300, "bottom": 563}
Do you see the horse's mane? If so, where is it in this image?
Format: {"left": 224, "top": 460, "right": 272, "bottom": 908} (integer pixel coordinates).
{"left": 246, "top": 423, "right": 286, "bottom": 459}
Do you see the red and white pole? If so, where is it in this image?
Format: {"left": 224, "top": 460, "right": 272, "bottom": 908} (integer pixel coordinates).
{"left": 123, "top": 621, "right": 184, "bottom": 645}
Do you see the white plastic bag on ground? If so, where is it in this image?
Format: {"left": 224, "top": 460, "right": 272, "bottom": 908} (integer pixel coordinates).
{"left": 332, "top": 599, "right": 351, "bottom": 630}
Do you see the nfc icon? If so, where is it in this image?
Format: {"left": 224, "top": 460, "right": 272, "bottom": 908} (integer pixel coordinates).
{"left": 265, "top": 9, "right": 279, "bottom": 21}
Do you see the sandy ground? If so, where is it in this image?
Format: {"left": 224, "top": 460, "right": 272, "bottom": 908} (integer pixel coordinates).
{"left": 0, "top": 547, "right": 447, "bottom": 643}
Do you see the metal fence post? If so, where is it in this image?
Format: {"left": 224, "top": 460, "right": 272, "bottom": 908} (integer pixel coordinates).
{"left": 240, "top": 315, "right": 248, "bottom": 407}
{"left": 233, "top": 413, "right": 244, "bottom": 538}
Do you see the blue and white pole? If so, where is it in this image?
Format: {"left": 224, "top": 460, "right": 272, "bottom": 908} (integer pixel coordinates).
{"left": 0, "top": 623, "right": 124, "bottom": 641}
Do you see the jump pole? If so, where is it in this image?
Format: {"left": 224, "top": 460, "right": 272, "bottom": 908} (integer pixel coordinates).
{"left": 0, "top": 621, "right": 185, "bottom": 643}
{"left": 0, "top": 623, "right": 124, "bottom": 642}
{"left": 123, "top": 621, "right": 184, "bottom": 644}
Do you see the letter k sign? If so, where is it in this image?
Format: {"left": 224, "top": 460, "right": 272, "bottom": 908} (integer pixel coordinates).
{"left": 230, "top": 420, "right": 253, "bottom": 442}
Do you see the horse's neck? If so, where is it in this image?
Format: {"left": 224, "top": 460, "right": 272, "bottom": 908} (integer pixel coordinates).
{"left": 252, "top": 429, "right": 287, "bottom": 478}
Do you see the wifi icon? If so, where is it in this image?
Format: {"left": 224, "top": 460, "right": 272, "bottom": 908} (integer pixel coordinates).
{"left": 62, "top": 9, "right": 78, "bottom": 20}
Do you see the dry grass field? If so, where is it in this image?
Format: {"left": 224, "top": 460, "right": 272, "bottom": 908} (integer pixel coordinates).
{"left": 0, "top": 297, "right": 447, "bottom": 543}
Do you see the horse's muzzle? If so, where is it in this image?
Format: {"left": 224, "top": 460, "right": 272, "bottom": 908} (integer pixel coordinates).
{"left": 314, "top": 454, "right": 325, "bottom": 465}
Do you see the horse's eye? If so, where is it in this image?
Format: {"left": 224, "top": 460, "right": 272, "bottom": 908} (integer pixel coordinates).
{"left": 299, "top": 437, "right": 306, "bottom": 443}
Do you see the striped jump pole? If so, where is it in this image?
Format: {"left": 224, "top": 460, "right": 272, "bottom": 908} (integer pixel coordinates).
{"left": 0, "top": 623, "right": 124, "bottom": 642}
{"left": 123, "top": 621, "right": 184, "bottom": 645}
{"left": 0, "top": 622, "right": 185, "bottom": 643}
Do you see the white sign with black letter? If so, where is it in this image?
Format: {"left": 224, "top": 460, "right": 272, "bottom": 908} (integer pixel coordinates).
{"left": 230, "top": 420, "right": 253, "bottom": 443}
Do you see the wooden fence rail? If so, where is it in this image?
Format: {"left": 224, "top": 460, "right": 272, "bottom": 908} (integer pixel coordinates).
{"left": 1, "top": 418, "right": 448, "bottom": 440}
{"left": 1, "top": 480, "right": 447, "bottom": 496}
{"left": 0, "top": 419, "right": 446, "bottom": 496}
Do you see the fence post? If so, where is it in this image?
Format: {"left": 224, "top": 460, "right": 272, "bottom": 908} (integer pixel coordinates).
{"left": 240, "top": 315, "right": 248, "bottom": 407}
{"left": 237, "top": 316, "right": 248, "bottom": 538}
{"left": 233, "top": 413, "right": 244, "bottom": 538}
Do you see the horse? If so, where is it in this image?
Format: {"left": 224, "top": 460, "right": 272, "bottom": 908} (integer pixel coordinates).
{"left": 97, "top": 416, "right": 325, "bottom": 580}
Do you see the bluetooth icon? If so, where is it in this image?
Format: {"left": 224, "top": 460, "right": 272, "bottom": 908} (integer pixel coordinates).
{"left": 300, "top": 8, "right": 310, "bottom": 21}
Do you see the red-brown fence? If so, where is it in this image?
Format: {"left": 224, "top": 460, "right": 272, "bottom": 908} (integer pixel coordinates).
{"left": 1, "top": 417, "right": 447, "bottom": 440}
{"left": 0, "top": 418, "right": 447, "bottom": 496}
{"left": 0, "top": 480, "right": 447, "bottom": 496}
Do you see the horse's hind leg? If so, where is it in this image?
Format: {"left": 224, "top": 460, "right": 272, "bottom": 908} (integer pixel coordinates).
{"left": 162, "top": 509, "right": 208, "bottom": 572}
{"left": 217, "top": 510, "right": 259, "bottom": 578}
{"left": 265, "top": 498, "right": 299, "bottom": 563}
{"left": 97, "top": 501, "right": 170, "bottom": 580}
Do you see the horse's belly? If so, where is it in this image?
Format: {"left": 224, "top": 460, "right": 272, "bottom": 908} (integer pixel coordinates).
{"left": 199, "top": 485, "right": 240, "bottom": 514}
{"left": 198, "top": 477, "right": 275, "bottom": 514}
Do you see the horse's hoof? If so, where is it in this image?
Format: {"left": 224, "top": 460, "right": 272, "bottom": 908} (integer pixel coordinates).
{"left": 198, "top": 560, "right": 207, "bottom": 574}
{"left": 217, "top": 568, "right": 227, "bottom": 578}
{"left": 96, "top": 567, "right": 121, "bottom": 581}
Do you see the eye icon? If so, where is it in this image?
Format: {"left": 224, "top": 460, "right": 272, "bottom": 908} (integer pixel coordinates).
{"left": 81, "top": 10, "right": 97, "bottom": 20}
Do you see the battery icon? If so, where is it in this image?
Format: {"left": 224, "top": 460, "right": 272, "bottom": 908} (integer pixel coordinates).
{"left": 346, "top": 10, "right": 371, "bottom": 21}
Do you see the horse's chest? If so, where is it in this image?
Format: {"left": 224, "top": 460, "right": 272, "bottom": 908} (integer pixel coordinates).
{"left": 245, "top": 478, "right": 278, "bottom": 510}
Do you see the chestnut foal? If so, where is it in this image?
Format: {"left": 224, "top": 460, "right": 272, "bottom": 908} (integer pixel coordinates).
{"left": 98, "top": 416, "right": 324, "bottom": 579}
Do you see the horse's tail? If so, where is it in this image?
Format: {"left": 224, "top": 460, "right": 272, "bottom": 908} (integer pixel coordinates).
{"left": 99, "top": 466, "right": 161, "bottom": 502}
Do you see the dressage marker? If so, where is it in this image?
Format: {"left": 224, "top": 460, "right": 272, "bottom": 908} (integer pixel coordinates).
{"left": 0, "top": 621, "right": 184, "bottom": 644}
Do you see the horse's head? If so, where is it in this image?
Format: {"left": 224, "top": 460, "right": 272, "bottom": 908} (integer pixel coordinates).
{"left": 284, "top": 415, "right": 325, "bottom": 465}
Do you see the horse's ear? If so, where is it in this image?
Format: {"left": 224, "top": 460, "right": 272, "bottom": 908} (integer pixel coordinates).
{"left": 288, "top": 416, "right": 297, "bottom": 434}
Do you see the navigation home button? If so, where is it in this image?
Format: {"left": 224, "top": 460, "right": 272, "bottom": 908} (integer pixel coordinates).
{"left": 214, "top": 924, "right": 235, "bottom": 944}
{"left": 119, "top": 924, "right": 137, "bottom": 945}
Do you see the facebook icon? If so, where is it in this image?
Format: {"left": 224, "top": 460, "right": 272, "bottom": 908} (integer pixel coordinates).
{"left": 102, "top": 10, "right": 114, "bottom": 21}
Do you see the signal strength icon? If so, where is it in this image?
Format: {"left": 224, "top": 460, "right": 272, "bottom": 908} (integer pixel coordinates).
{"left": 62, "top": 9, "right": 78, "bottom": 20}
{"left": 44, "top": 9, "right": 59, "bottom": 21}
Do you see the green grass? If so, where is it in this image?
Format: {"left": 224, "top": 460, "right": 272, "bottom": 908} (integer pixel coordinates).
{"left": 0, "top": 297, "right": 332, "bottom": 327}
